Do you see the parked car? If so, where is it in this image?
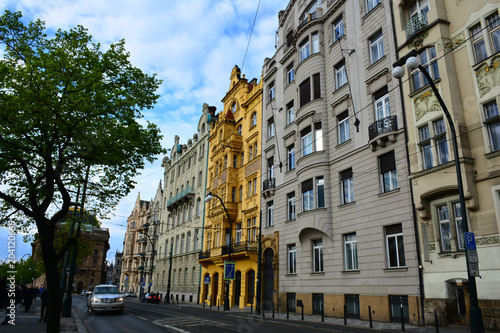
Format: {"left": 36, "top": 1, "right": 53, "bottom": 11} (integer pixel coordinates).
{"left": 144, "top": 292, "right": 160, "bottom": 304}
{"left": 80, "top": 290, "right": 87, "bottom": 296}
{"left": 87, "top": 284, "right": 124, "bottom": 315}
{"left": 124, "top": 292, "right": 137, "bottom": 297}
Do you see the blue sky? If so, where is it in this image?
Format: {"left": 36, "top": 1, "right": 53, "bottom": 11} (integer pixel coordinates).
{"left": 0, "top": 0, "right": 288, "bottom": 263}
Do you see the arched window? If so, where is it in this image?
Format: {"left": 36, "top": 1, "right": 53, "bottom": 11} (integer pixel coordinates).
{"left": 186, "top": 232, "right": 191, "bottom": 252}
{"left": 192, "top": 267, "right": 196, "bottom": 285}
{"left": 194, "top": 229, "right": 199, "bottom": 251}
{"left": 183, "top": 205, "right": 187, "bottom": 223}
{"left": 188, "top": 203, "right": 193, "bottom": 220}
{"left": 180, "top": 234, "right": 185, "bottom": 254}
{"left": 196, "top": 198, "right": 201, "bottom": 217}
{"left": 251, "top": 112, "right": 257, "bottom": 127}
{"left": 164, "top": 240, "right": 168, "bottom": 257}
{"left": 232, "top": 102, "right": 237, "bottom": 113}
{"left": 237, "top": 125, "right": 242, "bottom": 136}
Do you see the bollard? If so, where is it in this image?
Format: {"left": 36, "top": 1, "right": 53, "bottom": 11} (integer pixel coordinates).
{"left": 344, "top": 305, "right": 347, "bottom": 325}
{"left": 272, "top": 302, "right": 275, "bottom": 318}
{"left": 434, "top": 309, "right": 440, "bottom": 333}
{"left": 286, "top": 299, "right": 289, "bottom": 320}
{"left": 218, "top": 299, "right": 220, "bottom": 311}
{"left": 400, "top": 305, "right": 405, "bottom": 332}
{"left": 263, "top": 306, "right": 265, "bottom": 318}
{"left": 301, "top": 304, "right": 304, "bottom": 321}
{"left": 321, "top": 304, "right": 324, "bottom": 322}
{"left": 369, "top": 306, "right": 373, "bottom": 328}
{"left": 251, "top": 298, "right": 253, "bottom": 315}
{"left": 203, "top": 301, "right": 205, "bottom": 308}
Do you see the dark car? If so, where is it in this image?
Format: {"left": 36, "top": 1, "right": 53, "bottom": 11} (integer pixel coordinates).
{"left": 144, "top": 293, "right": 160, "bottom": 304}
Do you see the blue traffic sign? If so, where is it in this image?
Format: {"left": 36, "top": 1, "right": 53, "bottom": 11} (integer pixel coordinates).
{"left": 465, "top": 232, "right": 476, "bottom": 250}
{"left": 204, "top": 276, "right": 211, "bottom": 284}
{"left": 224, "top": 261, "right": 236, "bottom": 280}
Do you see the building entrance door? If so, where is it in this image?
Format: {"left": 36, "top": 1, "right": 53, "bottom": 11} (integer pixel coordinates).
{"left": 234, "top": 271, "right": 241, "bottom": 306}
{"left": 212, "top": 273, "right": 219, "bottom": 306}
{"left": 264, "top": 248, "right": 274, "bottom": 311}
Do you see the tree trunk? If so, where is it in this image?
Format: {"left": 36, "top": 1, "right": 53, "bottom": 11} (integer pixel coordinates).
{"left": 41, "top": 235, "right": 62, "bottom": 333}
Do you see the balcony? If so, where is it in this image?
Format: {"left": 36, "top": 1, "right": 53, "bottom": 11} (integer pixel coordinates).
{"left": 207, "top": 201, "right": 238, "bottom": 222}
{"left": 368, "top": 115, "right": 398, "bottom": 151}
{"left": 212, "top": 134, "right": 243, "bottom": 155}
{"left": 167, "top": 186, "right": 195, "bottom": 212}
{"left": 198, "top": 241, "right": 259, "bottom": 262}
{"left": 262, "top": 178, "right": 275, "bottom": 199}
{"left": 138, "top": 266, "right": 144, "bottom": 271}
{"left": 405, "top": 13, "right": 428, "bottom": 40}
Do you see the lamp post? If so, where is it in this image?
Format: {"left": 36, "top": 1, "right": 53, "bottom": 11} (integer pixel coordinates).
{"left": 139, "top": 232, "right": 156, "bottom": 294}
{"left": 205, "top": 191, "right": 232, "bottom": 311}
{"left": 392, "top": 50, "right": 484, "bottom": 333}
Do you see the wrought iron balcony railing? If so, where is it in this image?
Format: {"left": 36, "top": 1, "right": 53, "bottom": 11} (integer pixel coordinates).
{"left": 368, "top": 115, "right": 398, "bottom": 141}
{"left": 263, "top": 178, "right": 275, "bottom": 191}
{"left": 405, "top": 13, "right": 428, "bottom": 40}
{"left": 198, "top": 241, "right": 259, "bottom": 260}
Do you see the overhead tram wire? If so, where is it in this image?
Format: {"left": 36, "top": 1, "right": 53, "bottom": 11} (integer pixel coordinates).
{"left": 241, "top": 0, "right": 261, "bottom": 73}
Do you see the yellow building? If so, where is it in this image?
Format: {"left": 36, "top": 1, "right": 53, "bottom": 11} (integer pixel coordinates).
{"left": 199, "top": 65, "right": 263, "bottom": 309}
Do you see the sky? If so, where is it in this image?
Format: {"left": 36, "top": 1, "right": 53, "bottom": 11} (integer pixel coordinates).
{"left": 0, "top": 0, "right": 289, "bottom": 264}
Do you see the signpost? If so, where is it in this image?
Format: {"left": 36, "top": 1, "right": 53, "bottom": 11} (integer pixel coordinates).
{"left": 224, "top": 261, "right": 235, "bottom": 281}
{"left": 465, "top": 232, "right": 479, "bottom": 277}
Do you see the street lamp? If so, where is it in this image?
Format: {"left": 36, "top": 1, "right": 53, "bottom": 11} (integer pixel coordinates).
{"left": 205, "top": 191, "right": 232, "bottom": 311}
{"left": 139, "top": 232, "right": 156, "bottom": 294}
{"left": 392, "top": 50, "right": 484, "bottom": 333}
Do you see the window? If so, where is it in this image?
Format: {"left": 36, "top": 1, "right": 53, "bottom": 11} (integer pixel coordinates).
{"left": 232, "top": 187, "right": 236, "bottom": 202}
{"left": 194, "top": 230, "right": 199, "bottom": 251}
{"left": 299, "top": 78, "right": 311, "bottom": 107}
{"left": 340, "top": 168, "right": 354, "bottom": 204}
{"left": 338, "top": 111, "right": 350, "bottom": 144}
{"left": 267, "top": 201, "right": 274, "bottom": 227}
{"left": 287, "top": 293, "right": 296, "bottom": 312}
{"left": 286, "top": 100, "right": 295, "bottom": 125}
{"left": 287, "top": 192, "right": 296, "bottom": 220}
{"left": 333, "top": 16, "right": 344, "bottom": 42}
{"left": 267, "top": 157, "right": 275, "bottom": 180}
{"left": 345, "top": 295, "right": 360, "bottom": 319}
{"left": 268, "top": 117, "right": 275, "bottom": 139}
{"left": 254, "top": 143, "right": 258, "bottom": 158}
{"left": 186, "top": 232, "right": 191, "bottom": 252}
{"left": 313, "top": 73, "right": 321, "bottom": 100}
{"left": 268, "top": 81, "right": 275, "bottom": 102}
{"left": 366, "top": 0, "right": 380, "bottom": 13}
{"left": 374, "top": 88, "right": 390, "bottom": 120}
{"left": 484, "top": 100, "right": 500, "bottom": 151}
{"left": 247, "top": 217, "right": 257, "bottom": 242}
{"left": 386, "top": 224, "right": 405, "bottom": 267}
{"left": 231, "top": 102, "right": 237, "bottom": 114}
{"left": 419, "top": 125, "right": 433, "bottom": 169}
{"left": 237, "top": 125, "right": 242, "bottom": 136}
{"left": 344, "top": 233, "right": 358, "bottom": 270}
{"left": 312, "top": 32, "right": 319, "bottom": 54}
{"left": 235, "top": 223, "right": 242, "bottom": 245}
{"left": 410, "top": 0, "right": 430, "bottom": 20}
{"left": 335, "top": 61, "right": 347, "bottom": 89}
{"left": 437, "top": 202, "right": 466, "bottom": 252}
{"left": 314, "top": 122, "right": 323, "bottom": 151}
{"left": 233, "top": 155, "right": 237, "bottom": 168}
{"left": 302, "top": 179, "right": 314, "bottom": 212}
{"left": 239, "top": 185, "right": 243, "bottom": 202}
{"left": 316, "top": 177, "right": 325, "bottom": 208}
{"left": 369, "top": 31, "right": 384, "bottom": 64}
{"left": 180, "top": 234, "right": 185, "bottom": 254}
{"left": 312, "top": 239, "right": 323, "bottom": 272}
{"left": 379, "top": 151, "right": 398, "bottom": 193}
{"left": 249, "top": 145, "right": 253, "bottom": 160}
{"left": 196, "top": 198, "right": 201, "bottom": 217}
{"left": 253, "top": 178, "right": 257, "bottom": 195}
{"left": 287, "top": 244, "right": 296, "bottom": 274}
{"left": 286, "top": 63, "right": 295, "bottom": 84}
{"left": 488, "top": 12, "right": 500, "bottom": 54}
{"left": 248, "top": 180, "right": 252, "bottom": 197}
{"left": 299, "top": 38, "right": 310, "bottom": 62}
{"left": 434, "top": 119, "right": 449, "bottom": 164}
{"left": 411, "top": 47, "right": 439, "bottom": 91}
{"left": 470, "top": 23, "right": 487, "bottom": 63}
{"left": 288, "top": 145, "right": 295, "bottom": 170}
{"left": 224, "top": 155, "right": 228, "bottom": 169}
{"left": 251, "top": 112, "right": 257, "bottom": 127}
{"left": 241, "top": 152, "right": 244, "bottom": 166}
{"left": 301, "top": 127, "right": 313, "bottom": 157}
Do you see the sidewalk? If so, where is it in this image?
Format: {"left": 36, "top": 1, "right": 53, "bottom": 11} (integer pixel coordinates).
{"left": 0, "top": 296, "right": 87, "bottom": 333}
{"left": 181, "top": 302, "right": 494, "bottom": 333}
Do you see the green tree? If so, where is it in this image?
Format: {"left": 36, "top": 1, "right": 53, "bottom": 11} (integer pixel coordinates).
{"left": 0, "top": 11, "right": 165, "bottom": 332}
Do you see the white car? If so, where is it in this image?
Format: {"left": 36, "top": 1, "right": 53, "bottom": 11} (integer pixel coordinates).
{"left": 87, "top": 284, "right": 124, "bottom": 315}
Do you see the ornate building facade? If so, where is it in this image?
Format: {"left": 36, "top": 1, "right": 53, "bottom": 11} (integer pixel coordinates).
{"left": 199, "top": 66, "right": 263, "bottom": 309}
{"left": 155, "top": 106, "right": 210, "bottom": 303}
{"left": 393, "top": 0, "right": 500, "bottom": 329}
{"left": 261, "top": 0, "right": 421, "bottom": 324}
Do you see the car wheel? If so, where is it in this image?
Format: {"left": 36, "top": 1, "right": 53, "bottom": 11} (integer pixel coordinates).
{"left": 118, "top": 309, "right": 123, "bottom": 315}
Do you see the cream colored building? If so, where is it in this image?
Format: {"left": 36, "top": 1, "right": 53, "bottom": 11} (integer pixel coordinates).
{"left": 155, "top": 106, "right": 210, "bottom": 304}
{"left": 261, "top": 0, "right": 421, "bottom": 324}
{"left": 392, "top": 0, "right": 500, "bottom": 329}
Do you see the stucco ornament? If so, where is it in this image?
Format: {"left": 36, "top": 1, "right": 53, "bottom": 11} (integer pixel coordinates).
{"left": 475, "top": 59, "right": 500, "bottom": 98}
{"left": 414, "top": 87, "right": 442, "bottom": 121}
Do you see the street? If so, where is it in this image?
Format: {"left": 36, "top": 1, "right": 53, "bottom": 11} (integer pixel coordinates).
{"left": 71, "top": 296, "right": 376, "bottom": 333}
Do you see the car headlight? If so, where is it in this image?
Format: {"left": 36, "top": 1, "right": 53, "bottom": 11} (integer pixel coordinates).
{"left": 118, "top": 297, "right": 124, "bottom": 302}
{"left": 92, "top": 297, "right": 99, "bottom": 303}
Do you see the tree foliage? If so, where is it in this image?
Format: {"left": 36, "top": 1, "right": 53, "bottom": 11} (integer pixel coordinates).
{"left": 0, "top": 10, "right": 165, "bottom": 332}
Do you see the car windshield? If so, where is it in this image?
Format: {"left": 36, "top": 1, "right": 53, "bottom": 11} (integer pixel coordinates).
{"left": 93, "top": 287, "right": 119, "bottom": 294}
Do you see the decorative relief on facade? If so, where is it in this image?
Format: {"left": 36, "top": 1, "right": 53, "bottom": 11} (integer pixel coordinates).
{"left": 407, "top": 31, "right": 428, "bottom": 49}
{"left": 475, "top": 59, "right": 500, "bottom": 98}
{"left": 476, "top": 235, "right": 500, "bottom": 246}
{"left": 428, "top": 243, "right": 436, "bottom": 252}
{"left": 413, "top": 87, "right": 441, "bottom": 121}
{"left": 244, "top": 158, "right": 261, "bottom": 178}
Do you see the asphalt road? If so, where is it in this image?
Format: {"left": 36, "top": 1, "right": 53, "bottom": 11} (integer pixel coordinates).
{"left": 72, "top": 296, "right": 374, "bottom": 333}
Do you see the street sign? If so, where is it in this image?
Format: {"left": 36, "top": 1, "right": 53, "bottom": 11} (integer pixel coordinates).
{"left": 467, "top": 250, "right": 479, "bottom": 263}
{"left": 469, "top": 263, "right": 480, "bottom": 277}
{"left": 224, "top": 261, "right": 235, "bottom": 280}
{"left": 464, "top": 232, "right": 476, "bottom": 250}
{"left": 204, "top": 276, "right": 211, "bottom": 285}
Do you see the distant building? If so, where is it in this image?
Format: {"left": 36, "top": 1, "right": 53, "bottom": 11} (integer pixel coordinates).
{"left": 113, "top": 251, "right": 123, "bottom": 285}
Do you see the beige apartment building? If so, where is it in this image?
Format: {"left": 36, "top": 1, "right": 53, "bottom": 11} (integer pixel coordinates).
{"left": 155, "top": 106, "right": 211, "bottom": 304}
{"left": 392, "top": 0, "right": 500, "bottom": 329}
{"left": 261, "top": 0, "right": 421, "bottom": 324}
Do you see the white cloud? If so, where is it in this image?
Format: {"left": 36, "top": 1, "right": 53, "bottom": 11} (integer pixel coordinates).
{"left": 0, "top": 0, "right": 288, "bottom": 262}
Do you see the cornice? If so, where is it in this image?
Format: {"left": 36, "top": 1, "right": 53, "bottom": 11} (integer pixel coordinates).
{"left": 264, "top": 67, "right": 278, "bottom": 82}
{"left": 296, "top": 109, "right": 316, "bottom": 126}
